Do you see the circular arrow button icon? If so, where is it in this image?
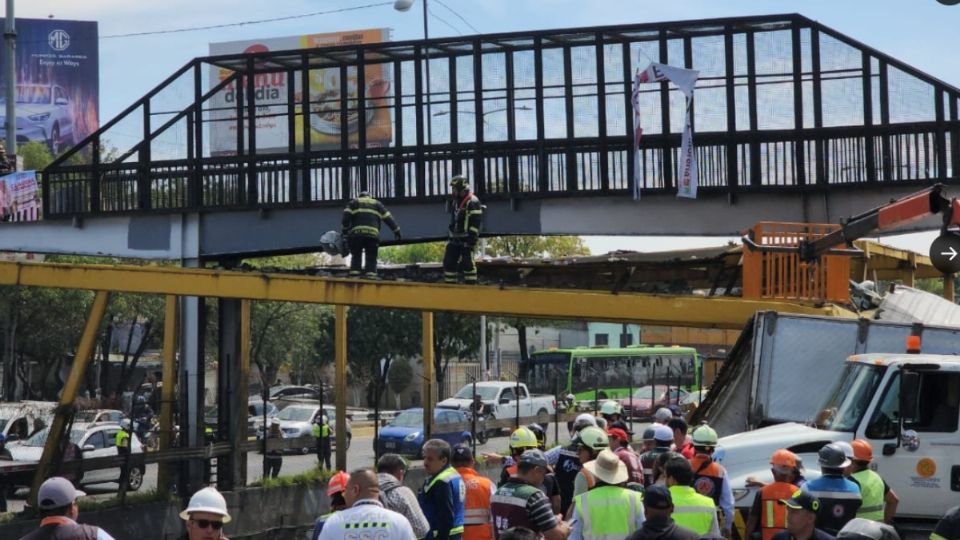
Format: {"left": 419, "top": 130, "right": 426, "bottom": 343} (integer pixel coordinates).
{"left": 930, "top": 234, "right": 960, "bottom": 274}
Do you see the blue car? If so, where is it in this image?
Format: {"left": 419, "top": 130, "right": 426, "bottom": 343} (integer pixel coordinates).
{"left": 375, "top": 408, "right": 472, "bottom": 457}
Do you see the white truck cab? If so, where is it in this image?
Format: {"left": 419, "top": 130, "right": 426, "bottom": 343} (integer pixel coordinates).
{"left": 719, "top": 352, "right": 960, "bottom": 525}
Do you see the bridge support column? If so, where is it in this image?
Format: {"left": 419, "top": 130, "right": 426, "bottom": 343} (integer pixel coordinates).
{"left": 334, "top": 305, "right": 348, "bottom": 471}
{"left": 216, "top": 298, "right": 249, "bottom": 490}
{"left": 157, "top": 295, "right": 178, "bottom": 496}
{"left": 179, "top": 293, "right": 207, "bottom": 495}
{"left": 422, "top": 311, "right": 434, "bottom": 441}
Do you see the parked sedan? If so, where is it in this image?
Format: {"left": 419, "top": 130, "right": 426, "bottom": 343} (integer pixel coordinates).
{"left": 74, "top": 409, "right": 126, "bottom": 426}
{"left": 374, "top": 408, "right": 472, "bottom": 458}
{"left": 7, "top": 423, "right": 145, "bottom": 491}
{"left": 257, "top": 405, "right": 351, "bottom": 454}
{"left": 618, "top": 385, "right": 688, "bottom": 419}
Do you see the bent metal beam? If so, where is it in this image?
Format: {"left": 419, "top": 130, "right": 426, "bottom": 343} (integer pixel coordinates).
{"left": 0, "top": 261, "right": 852, "bottom": 330}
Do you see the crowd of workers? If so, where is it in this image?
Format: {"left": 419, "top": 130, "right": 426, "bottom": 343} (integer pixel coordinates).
{"left": 14, "top": 401, "right": 960, "bottom": 540}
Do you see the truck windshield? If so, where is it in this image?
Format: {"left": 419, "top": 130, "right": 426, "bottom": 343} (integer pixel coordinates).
{"left": 453, "top": 386, "right": 500, "bottom": 400}
{"left": 815, "top": 363, "right": 884, "bottom": 432}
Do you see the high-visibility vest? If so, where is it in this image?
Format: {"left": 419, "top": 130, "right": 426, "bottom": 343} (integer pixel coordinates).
{"left": 115, "top": 430, "right": 130, "bottom": 449}
{"left": 421, "top": 466, "right": 466, "bottom": 538}
{"left": 492, "top": 480, "right": 543, "bottom": 539}
{"left": 760, "top": 482, "right": 797, "bottom": 540}
{"left": 313, "top": 423, "right": 330, "bottom": 439}
{"left": 690, "top": 454, "right": 726, "bottom": 506}
{"left": 851, "top": 469, "right": 886, "bottom": 521}
{"left": 571, "top": 486, "right": 644, "bottom": 540}
{"left": 670, "top": 485, "right": 718, "bottom": 536}
{"left": 457, "top": 467, "right": 494, "bottom": 540}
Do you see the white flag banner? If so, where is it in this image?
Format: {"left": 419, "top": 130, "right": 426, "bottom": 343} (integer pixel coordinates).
{"left": 634, "top": 62, "right": 700, "bottom": 199}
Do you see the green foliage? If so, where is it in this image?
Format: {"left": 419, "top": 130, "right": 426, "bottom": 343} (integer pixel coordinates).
{"left": 75, "top": 488, "right": 172, "bottom": 512}
{"left": 250, "top": 465, "right": 334, "bottom": 488}
{"left": 387, "top": 356, "right": 414, "bottom": 396}
{"left": 19, "top": 141, "right": 55, "bottom": 171}
{"left": 485, "top": 236, "right": 589, "bottom": 259}
{"left": 251, "top": 301, "right": 331, "bottom": 388}
{"left": 379, "top": 242, "right": 446, "bottom": 264}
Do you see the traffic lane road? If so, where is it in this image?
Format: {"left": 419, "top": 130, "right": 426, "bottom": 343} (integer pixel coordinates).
{"left": 2, "top": 421, "right": 605, "bottom": 513}
{"left": 2, "top": 429, "right": 516, "bottom": 514}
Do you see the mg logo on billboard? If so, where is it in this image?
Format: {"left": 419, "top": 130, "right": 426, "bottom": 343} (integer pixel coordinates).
{"left": 48, "top": 29, "right": 71, "bottom": 51}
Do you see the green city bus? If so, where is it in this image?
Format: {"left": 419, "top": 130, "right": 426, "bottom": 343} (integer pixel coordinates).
{"left": 523, "top": 345, "right": 702, "bottom": 402}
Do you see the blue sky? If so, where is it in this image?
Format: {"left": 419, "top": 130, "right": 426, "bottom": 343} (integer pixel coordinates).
{"left": 9, "top": 0, "right": 960, "bottom": 254}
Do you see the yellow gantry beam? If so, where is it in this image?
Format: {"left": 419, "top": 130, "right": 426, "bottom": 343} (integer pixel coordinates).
{"left": 0, "top": 261, "right": 852, "bottom": 329}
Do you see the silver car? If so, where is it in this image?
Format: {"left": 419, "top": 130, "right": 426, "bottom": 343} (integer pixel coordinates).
{"left": 258, "top": 405, "right": 352, "bottom": 454}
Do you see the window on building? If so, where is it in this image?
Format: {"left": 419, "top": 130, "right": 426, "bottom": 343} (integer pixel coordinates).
{"left": 595, "top": 334, "right": 608, "bottom": 346}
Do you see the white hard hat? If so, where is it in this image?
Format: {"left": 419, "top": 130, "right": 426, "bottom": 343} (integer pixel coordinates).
{"left": 180, "top": 487, "right": 231, "bottom": 523}
{"left": 653, "top": 407, "right": 673, "bottom": 423}
{"left": 834, "top": 441, "right": 855, "bottom": 460}
{"left": 121, "top": 419, "right": 131, "bottom": 429}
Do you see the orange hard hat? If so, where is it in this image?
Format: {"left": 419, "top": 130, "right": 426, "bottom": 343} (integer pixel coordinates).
{"left": 326, "top": 471, "right": 351, "bottom": 497}
{"left": 770, "top": 449, "right": 799, "bottom": 469}
{"left": 851, "top": 439, "right": 873, "bottom": 462}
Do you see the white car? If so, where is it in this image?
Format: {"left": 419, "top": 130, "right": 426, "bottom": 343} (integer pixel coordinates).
{"left": 0, "top": 84, "right": 74, "bottom": 152}
{"left": 258, "top": 405, "right": 352, "bottom": 454}
{"left": 6, "top": 423, "right": 145, "bottom": 491}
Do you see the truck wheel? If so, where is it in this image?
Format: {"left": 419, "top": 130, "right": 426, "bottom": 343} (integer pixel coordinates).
{"left": 476, "top": 427, "right": 488, "bottom": 445}
{"left": 127, "top": 466, "right": 144, "bottom": 491}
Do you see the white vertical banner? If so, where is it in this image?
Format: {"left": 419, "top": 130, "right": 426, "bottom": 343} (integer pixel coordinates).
{"left": 635, "top": 62, "right": 700, "bottom": 199}
{"left": 631, "top": 70, "right": 644, "bottom": 200}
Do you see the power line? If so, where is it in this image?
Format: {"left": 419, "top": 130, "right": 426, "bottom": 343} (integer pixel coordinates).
{"left": 434, "top": 0, "right": 481, "bottom": 34}
{"left": 428, "top": 9, "right": 463, "bottom": 36}
{"left": 99, "top": 2, "right": 393, "bottom": 39}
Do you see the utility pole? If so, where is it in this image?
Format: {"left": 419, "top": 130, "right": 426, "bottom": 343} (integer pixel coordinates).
{"left": 4, "top": 0, "right": 16, "bottom": 158}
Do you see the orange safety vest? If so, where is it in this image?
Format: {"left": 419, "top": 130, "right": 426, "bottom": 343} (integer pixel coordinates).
{"left": 457, "top": 466, "right": 495, "bottom": 540}
{"left": 760, "top": 482, "right": 797, "bottom": 540}
{"left": 690, "top": 454, "right": 726, "bottom": 506}
{"left": 579, "top": 468, "right": 597, "bottom": 491}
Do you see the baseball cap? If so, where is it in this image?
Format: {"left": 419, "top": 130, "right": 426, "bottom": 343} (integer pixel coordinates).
{"left": 653, "top": 407, "right": 673, "bottom": 423}
{"left": 654, "top": 425, "right": 674, "bottom": 442}
{"left": 780, "top": 490, "right": 820, "bottom": 513}
{"left": 518, "top": 448, "right": 548, "bottom": 468}
{"left": 643, "top": 484, "right": 673, "bottom": 510}
{"left": 37, "top": 476, "right": 86, "bottom": 510}
{"left": 608, "top": 428, "right": 629, "bottom": 442}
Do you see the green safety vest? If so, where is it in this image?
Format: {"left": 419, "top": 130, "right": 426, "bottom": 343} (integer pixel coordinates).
{"left": 852, "top": 469, "right": 885, "bottom": 521}
{"left": 670, "top": 485, "right": 718, "bottom": 536}
{"left": 572, "top": 485, "right": 643, "bottom": 540}
{"left": 115, "top": 430, "right": 130, "bottom": 448}
{"left": 313, "top": 424, "right": 330, "bottom": 438}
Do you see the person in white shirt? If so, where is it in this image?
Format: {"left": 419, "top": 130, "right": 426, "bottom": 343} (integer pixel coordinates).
{"left": 317, "top": 469, "right": 417, "bottom": 540}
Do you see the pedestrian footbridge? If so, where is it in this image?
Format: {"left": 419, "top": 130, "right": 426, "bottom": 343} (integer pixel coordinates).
{"left": 8, "top": 14, "right": 960, "bottom": 259}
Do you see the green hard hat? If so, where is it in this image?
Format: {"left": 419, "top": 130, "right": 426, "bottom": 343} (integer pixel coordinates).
{"left": 691, "top": 424, "right": 719, "bottom": 446}
{"left": 600, "top": 400, "right": 622, "bottom": 416}
{"left": 577, "top": 426, "right": 609, "bottom": 450}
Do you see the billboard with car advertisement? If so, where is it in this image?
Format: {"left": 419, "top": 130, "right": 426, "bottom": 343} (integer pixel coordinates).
{"left": 0, "top": 18, "right": 99, "bottom": 154}
{"left": 209, "top": 29, "right": 392, "bottom": 155}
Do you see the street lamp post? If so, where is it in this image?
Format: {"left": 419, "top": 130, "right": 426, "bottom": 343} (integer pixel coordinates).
{"left": 4, "top": 0, "right": 16, "bottom": 158}
{"left": 394, "top": 0, "right": 432, "bottom": 146}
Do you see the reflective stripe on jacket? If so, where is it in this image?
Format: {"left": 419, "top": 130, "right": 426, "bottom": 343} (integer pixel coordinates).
{"left": 571, "top": 486, "right": 644, "bottom": 540}
{"left": 760, "top": 482, "right": 797, "bottom": 540}
{"left": 851, "top": 469, "right": 885, "bottom": 521}
{"left": 669, "top": 485, "right": 720, "bottom": 536}
{"left": 457, "top": 467, "right": 495, "bottom": 540}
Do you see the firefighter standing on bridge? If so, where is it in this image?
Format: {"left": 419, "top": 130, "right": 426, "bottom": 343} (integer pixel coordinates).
{"left": 444, "top": 176, "right": 483, "bottom": 284}
{"left": 341, "top": 191, "right": 401, "bottom": 278}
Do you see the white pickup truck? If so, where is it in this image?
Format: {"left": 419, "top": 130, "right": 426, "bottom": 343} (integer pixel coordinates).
{"left": 438, "top": 382, "right": 556, "bottom": 429}
{"left": 718, "top": 351, "right": 960, "bottom": 533}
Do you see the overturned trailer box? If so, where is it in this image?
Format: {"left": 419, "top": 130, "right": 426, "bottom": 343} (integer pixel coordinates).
{"left": 693, "top": 311, "right": 960, "bottom": 435}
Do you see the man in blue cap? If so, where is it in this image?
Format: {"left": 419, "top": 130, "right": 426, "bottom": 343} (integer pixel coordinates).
{"left": 775, "top": 491, "right": 836, "bottom": 540}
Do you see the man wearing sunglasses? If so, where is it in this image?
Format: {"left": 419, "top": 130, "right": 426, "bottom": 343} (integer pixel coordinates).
{"left": 180, "top": 487, "right": 232, "bottom": 540}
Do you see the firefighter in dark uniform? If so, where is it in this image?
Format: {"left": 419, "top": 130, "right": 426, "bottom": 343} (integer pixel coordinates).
{"left": 443, "top": 176, "right": 483, "bottom": 284}
{"left": 341, "top": 191, "right": 401, "bottom": 278}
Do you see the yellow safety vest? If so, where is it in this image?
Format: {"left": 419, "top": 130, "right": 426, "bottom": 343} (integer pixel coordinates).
{"left": 572, "top": 486, "right": 644, "bottom": 540}
{"left": 115, "top": 430, "right": 130, "bottom": 448}
{"left": 851, "top": 469, "right": 885, "bottom": 521}
{"left": 313, "top": 424, "right": 330, "bottom": 438}
{"left": 670, "top": 485, "right": 718, "bottom": 536}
